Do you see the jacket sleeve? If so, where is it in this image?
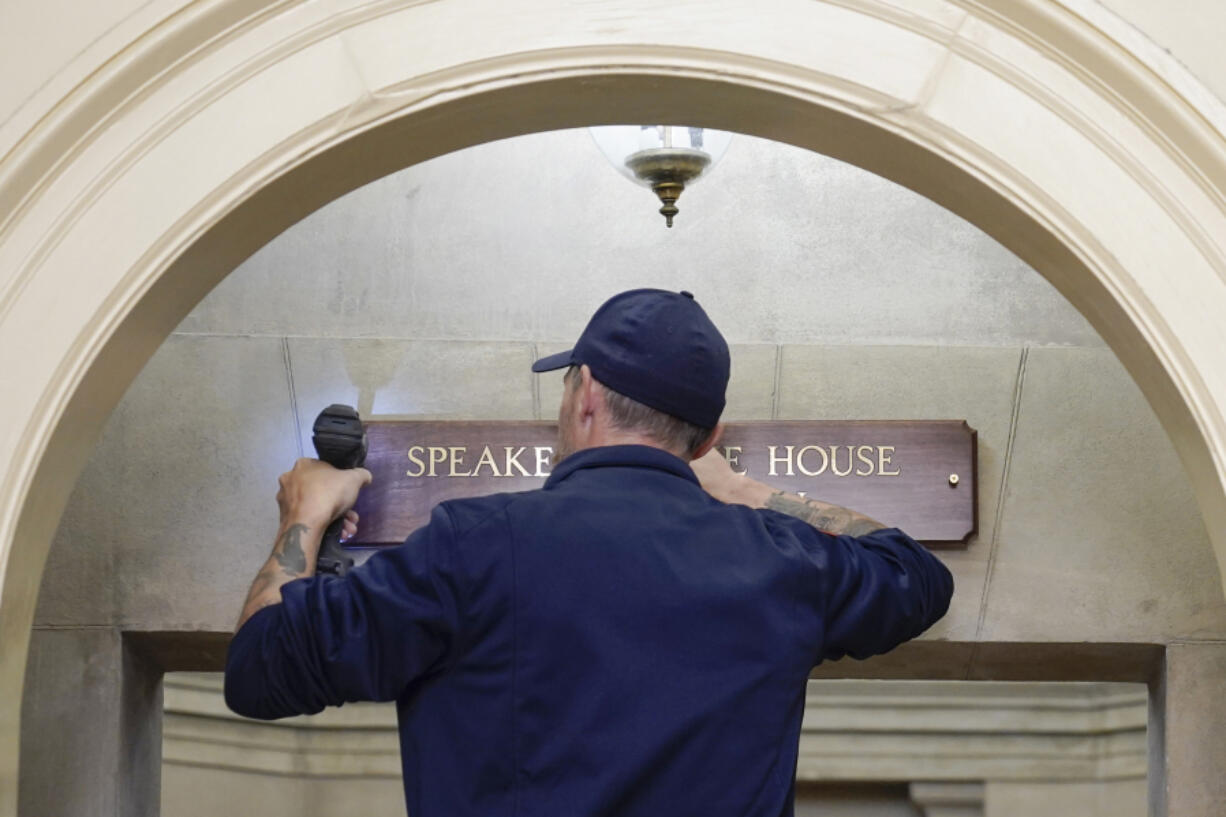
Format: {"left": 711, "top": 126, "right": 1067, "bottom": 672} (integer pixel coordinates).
{"left": 224, "top": 504, "right": 464, "bottom": 719}
{"left": 820, "top": 526, "right": 953, "bottom": 661}
{"left": 763, "top": 513, "right": 954, "bottom": 662}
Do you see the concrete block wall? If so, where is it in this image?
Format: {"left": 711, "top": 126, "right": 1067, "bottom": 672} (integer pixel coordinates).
{"left": 21, "top": 129, "right": 1226, "bottom": 815}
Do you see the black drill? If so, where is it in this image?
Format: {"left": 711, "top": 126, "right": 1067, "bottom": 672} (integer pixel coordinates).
{"left": 311, "top": 404, "right": 367, "bottom": 577}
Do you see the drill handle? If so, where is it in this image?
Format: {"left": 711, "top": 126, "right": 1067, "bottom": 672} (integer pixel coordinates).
{"left": 311, "top": 403, "right": 367, "bottom": 577}
{"left": 317, "top": 518, "right": 354, "bottom": 576}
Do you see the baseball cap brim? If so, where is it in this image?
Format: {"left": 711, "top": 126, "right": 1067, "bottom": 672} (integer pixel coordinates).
{"left": 531, "top": 349, "right": 575, "bottom": 373}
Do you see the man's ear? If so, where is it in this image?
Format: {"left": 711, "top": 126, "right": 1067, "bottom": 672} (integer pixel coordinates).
{"left": 577, "top": 364, "right": 600, "bottom": 418}
{"left": 690, "top": 423, "right": 725, "bottom": 460}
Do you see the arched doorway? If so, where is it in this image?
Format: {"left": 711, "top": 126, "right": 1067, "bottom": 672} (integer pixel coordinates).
{"left": 3, "top": 2, "right": 1226, "bottom": 812}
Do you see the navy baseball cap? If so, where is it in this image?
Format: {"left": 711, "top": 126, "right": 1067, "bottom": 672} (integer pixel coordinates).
{"left": 532, "top": 289, "right": 730, "bottom": 428}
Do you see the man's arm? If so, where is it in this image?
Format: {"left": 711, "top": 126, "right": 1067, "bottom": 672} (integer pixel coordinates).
{"left": 236, "top": 518, "right": 327, "bottom": 629}
{"left": 690, "top": 449, "right": 887, "bottom": 535}
{"left": 225, "top": 501, "right": 465, "bottom": 719}
{"left": 235, "top": 458, "right": 369, "bottom": 631}
{"left": 691, "top": 447, "right": 953, "bottom": 661}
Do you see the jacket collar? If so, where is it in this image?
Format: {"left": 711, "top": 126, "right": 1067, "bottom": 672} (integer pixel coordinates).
{"left": 544, "top": 444, "right": 700, "bottom": 489}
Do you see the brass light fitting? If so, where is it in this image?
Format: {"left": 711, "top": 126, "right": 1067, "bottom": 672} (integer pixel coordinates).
{"left": 625, "top": 148, "right": 712, "bottom": 228}
{"left": 589, "top": 125, "right": 732, "bottom": 228}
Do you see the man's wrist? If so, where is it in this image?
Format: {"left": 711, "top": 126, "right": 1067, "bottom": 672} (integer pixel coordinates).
{"left": 709, "top": 473, "right": 764, "bottom": 507}
{"left": 280, "top": 508, "right": 331, "bottom": 535}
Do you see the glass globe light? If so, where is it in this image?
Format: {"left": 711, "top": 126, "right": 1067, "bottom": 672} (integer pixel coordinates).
{"left": 589, "top": 125, "right": 733, "bottom": 227}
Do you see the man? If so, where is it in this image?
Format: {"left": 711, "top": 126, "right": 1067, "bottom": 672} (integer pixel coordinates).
{"left": 225, "top": 288, "right": 953, "bottom": 816}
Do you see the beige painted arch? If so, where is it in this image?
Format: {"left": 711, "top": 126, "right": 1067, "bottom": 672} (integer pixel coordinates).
{"left": 3, "top": 0, "right": 1226, "bottom": 809}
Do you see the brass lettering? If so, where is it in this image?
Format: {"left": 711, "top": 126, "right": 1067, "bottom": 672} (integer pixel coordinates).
{"left": 829, "top": 445, "right": 854, "bottom": 477}
{"left": 406, "top": 446, "right": 426, "bottom": 478}
{"left": 796, "top": 445, "right": 828, "bottom": 476}
{"left": 448, "top": 446, "right": 471, "bottom": 477}
{"left": 534, "top": 446, "right": 553, "bottom": 477}
{"left": 471, "top": 445, "right": 501, "bottom": 478}
{"left": 427, "top": 446, "right": 448, "bottom": 477}
{"left": 768, "top": 445, "right": 794, "bottom": 477}
{"left": 878, "top": 446, "right": 900, "bottom": 476}
{"left": 413, "top": 438, "right": 904, "bottom": 481}
{"left": 722, "top": 445, "right": 747, "bottom": 475}
{"left": 855, "top": 445, "right": 875, "bottom": 476}
{"left": 504, "top": 446, "right": 531, "bottom": 477}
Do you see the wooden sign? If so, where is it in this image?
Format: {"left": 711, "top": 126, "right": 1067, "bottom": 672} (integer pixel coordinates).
{"left": 350, "top": 421, "right": 977, "bottom": 548}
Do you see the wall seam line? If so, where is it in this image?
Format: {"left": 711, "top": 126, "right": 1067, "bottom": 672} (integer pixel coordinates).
{"left": 771, "top": 345, "right": 783, "bottom": 420}
{"left": 971, "top": 345, "right": 1029, "bottom": 655}
{"left": 530, "top": 342, "right": 541, "bottom": 420}
{"left": 282, "top": 337, "right": 304, "bottom": 458}
{"left": 167, "top": 331, "right": 1108, "bottom": 348}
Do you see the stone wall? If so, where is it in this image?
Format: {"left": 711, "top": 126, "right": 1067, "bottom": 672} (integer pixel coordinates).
{"left": 31, "top": 128, "right": 1222, "bottom": 644}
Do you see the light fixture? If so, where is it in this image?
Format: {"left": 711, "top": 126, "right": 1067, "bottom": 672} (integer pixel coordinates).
{"left": 590, "top": 125, "right": 733, "bottom": 227}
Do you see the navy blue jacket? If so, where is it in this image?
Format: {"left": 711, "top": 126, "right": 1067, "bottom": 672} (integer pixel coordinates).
{"left": 226, "top": 444, "right": 952, "bottom": 816}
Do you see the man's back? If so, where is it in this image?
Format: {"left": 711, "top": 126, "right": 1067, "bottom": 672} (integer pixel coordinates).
{"left": 228, "top": 444, "right": 951, "bottom": 816}
{"left": 226, "top": 289, "right": 952, "bottom": 817}
{"left": 415, "top": 444, "right": 823, "bottom": 816}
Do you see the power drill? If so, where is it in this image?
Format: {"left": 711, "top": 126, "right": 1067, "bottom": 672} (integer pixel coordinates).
{"left": 311, "top": 404, "right": 367, "bottom": 577}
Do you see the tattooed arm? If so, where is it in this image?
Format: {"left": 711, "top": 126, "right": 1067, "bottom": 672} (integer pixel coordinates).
{"left": 236, "top": 518, "right": 337, "bottom": 629}
{"left": 759, "top": 492, "right": 886, "bottom": 537}
{"left": 235, "top": 458, "right": 370, "bottom": 631}
{"left": 691, "top": 450, "right": 952, "bottom": 662}
{"left": 690, "top": 449, "right": 887, "bottom": 536}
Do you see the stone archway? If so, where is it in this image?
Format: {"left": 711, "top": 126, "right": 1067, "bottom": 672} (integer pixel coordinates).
{"left": 3, "top": 1, "right": 1226, "bottom": 811}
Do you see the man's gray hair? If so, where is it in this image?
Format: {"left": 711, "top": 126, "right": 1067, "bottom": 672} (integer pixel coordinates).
{"left": 566, "top": 365, "right": 713, "bottom": 457}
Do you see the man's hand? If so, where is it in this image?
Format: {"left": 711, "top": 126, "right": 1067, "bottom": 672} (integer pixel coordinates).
{"left": 235, "top": 459, "right": 372, "bottom": 631}
{"left": 691, "top": 448, "right": 886, "bottom": 536}
{"left": 690, "top": 448, "right": 748, "bottom": 505}
{"left": 276, "top": 457, "right": 372, "bottom": 529}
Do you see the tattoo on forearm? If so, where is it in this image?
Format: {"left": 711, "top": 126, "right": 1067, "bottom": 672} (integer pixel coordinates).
{"left": 273, "top": 523, "right": 309, "bottom": 575}
{"left": 766, "top": 491, "right": 886, "bottom": 536}
{"left": 236, "top": 522, "right": 319, "bottom": 631}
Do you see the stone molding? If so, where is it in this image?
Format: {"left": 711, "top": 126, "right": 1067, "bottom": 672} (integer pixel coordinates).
{"left": 164, "top": 674, "right": 1146, "bottom": 784}
{"left": 909, "top": 781, "right": 985, "bottom": 817}
{"left": 797, "top": 680, "right": 1146, "bottom": 782}
{"left": 4, "top": 1, "right": 1226, "bottom": 811}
